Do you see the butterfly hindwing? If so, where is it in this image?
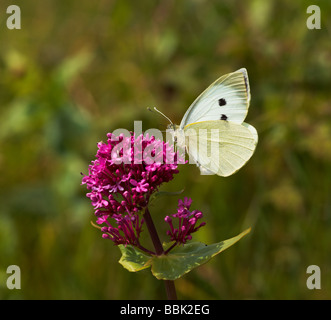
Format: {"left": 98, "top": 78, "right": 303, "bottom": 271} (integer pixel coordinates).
{"left": 183, "top": 120, "right": 258, "bottom": 177}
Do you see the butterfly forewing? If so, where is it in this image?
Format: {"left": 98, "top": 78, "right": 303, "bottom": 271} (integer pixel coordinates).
{"left": 169, "top": 68, "right": 257, "bottom": 177}
{"left": 180, "top": 68, "right": 250, "bottom": 129}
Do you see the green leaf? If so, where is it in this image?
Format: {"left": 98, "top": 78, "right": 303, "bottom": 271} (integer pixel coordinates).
{"left": 150, "top": 228, "right": 251, "bottom": 280}
{"left": 118, "top": 245, "right": 151, "bottom": 272}
{"left": 117, "top": 228, "right": 251, "bottom": 280}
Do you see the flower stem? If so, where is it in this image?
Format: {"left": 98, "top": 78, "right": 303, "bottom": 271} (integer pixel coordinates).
{"left": 164, "top": 242, "right": 177, "bottom": 255}
{"left": 164, "top": 280, "right": 178, "bottom": 300}
{"left": 143, "top": 207, "right": 177, "bottom": 300}
{"left": 136, "top": 243, "right": 156, "bottom": 256}
{"left": 143, "top": 207, "right": 164, "bottom": 255}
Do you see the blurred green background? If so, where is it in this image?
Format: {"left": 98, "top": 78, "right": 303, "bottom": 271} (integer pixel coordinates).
{"left": 0, "top": 0, "right": 330, "bottom": 299}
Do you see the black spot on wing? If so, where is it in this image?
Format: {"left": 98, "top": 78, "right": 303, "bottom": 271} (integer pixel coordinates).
{"left": 218, "top": 98, "right": 226, "bottom": 106}
{"left": 220, "top": 114, "right": 228, "bottom": 120}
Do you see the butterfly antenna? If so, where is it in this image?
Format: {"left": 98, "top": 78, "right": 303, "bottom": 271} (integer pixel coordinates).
{"left": 148, "top": 107, "right": 173, "bottom": 126}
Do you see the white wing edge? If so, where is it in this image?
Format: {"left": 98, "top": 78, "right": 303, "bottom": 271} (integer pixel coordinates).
{"left": 241, "top": 122, "right": 258, "bottom": 145}
{"left": 198, "top": 164, "right": 215, "bottom": 175}
{"left": 237, "top": 68, "right": 251, "bottom": 104}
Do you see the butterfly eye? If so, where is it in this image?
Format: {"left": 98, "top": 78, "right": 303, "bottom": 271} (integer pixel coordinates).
{"left": 218, "top": 98, "right": 226, "bottom": 106}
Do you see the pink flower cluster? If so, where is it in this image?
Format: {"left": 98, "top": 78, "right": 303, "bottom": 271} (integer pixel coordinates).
{"left": 165, "top": 197, "right": 206, "bottom": 244}
{"left": 100, "top": 214, "right": 144, "bottom": 246}
{"left": 81, "top": 132, "right": 181, "bottom": 246}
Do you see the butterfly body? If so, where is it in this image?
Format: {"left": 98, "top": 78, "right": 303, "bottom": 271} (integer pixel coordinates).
{"left": 167, "top": 68, "right": 258, "bottom": 177}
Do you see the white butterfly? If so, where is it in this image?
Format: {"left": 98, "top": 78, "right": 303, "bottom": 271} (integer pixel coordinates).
{"left": 156, "top": 68, "right": 258, "bottom": 177}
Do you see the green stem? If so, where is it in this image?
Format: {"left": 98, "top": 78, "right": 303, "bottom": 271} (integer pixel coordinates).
{"left": 143, "top": 207, "right": 177, "bottom": 300}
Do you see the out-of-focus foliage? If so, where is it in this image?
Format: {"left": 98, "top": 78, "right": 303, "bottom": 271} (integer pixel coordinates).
{"left": 0, "top": 0, "right": 330, "bottom": 299}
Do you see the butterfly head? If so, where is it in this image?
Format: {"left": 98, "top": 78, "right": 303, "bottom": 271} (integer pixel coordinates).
{"left": 167, "top": 123, "right": 177, "bottom": 131}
